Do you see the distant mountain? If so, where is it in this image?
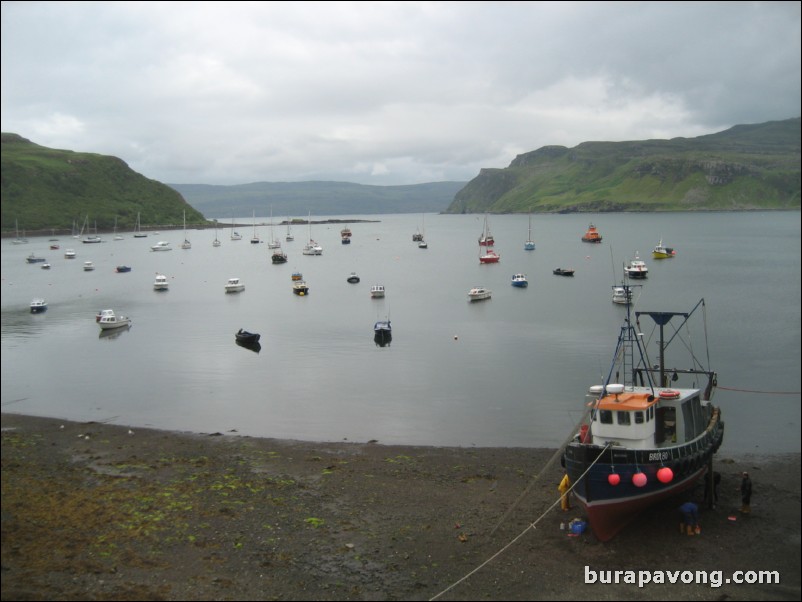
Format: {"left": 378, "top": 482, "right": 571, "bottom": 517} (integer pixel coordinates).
{"left": 168, "top": 181, "right": 466, "bottom": 218}
{"left": 446, "top": 118, "right": 801, "bottom": 213}
{"left": 1, "top": 133, "right": 204, "bottom": 233}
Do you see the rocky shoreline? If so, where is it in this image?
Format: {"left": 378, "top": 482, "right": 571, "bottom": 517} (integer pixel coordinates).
{"left": 2, "top": 413, "right": 799, "bottom": 601}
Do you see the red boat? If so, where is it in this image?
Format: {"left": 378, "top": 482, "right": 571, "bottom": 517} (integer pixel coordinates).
{"left": 581, "top": 223, "right": 603, "bottom": 243}
{"left": 479, "top": 248, "right": 500, "bottom": 264}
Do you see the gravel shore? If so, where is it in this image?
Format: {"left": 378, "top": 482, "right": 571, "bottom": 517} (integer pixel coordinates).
{"left": 2, "top": 413, "right": 800, "bottom": 601}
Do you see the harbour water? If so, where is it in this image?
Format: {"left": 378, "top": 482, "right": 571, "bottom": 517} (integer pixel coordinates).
{"left": 2, "top": 211, "right": 800, "bottom": 453}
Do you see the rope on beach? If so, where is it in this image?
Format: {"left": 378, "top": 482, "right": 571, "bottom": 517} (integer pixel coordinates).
{"left": 717, "top": 386, "right": 801, "bottom": 395}
{"left": 429, "top": 444, "right": 611, "bottom": 602}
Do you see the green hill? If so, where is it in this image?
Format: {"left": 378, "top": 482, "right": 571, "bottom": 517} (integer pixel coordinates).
{"left": 1, "top": 133, "right": 205, "bottom": 234}
{"left": 446, "top": 118, "right": 801, "bottom": 213}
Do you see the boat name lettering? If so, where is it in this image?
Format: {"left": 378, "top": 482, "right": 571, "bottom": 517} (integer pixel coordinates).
{"left": 648, "top": 451, "right": 670, "bottom": 461}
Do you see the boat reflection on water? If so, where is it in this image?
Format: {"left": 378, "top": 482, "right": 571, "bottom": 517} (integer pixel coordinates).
{"left": 235, "top": 339, "right": 261, "bottom": 353}
{"left": 98, "top": 324, "right": 131, "bottom": 340}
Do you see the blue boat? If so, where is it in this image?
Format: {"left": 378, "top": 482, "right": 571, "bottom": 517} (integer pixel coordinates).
{"left": 511, "top": 273, "right": 528, "bottom": 287}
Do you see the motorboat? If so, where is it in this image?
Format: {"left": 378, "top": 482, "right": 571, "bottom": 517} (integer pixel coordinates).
{"left": 292, "top": 281, "right": 309, "bottom": 296}
{"left": 624, "top": 252, "right": 649, "bottom": 279}
{"left": 468, "top": 286, "right": 492, "bottom": 301}
{"left": 479, "top": 248, "right": 500, "bottom": 264}
{"left": 581, "top": 223, "right": 603, "bottom": 243}
{"left": 291, "top": 271, "right": 303, "bottom": 281}
{"left": 41, "top": 263, "right": 51, "bottom": 270}
{"left": 235, "top": 328, "right": 261, "bottom": 345}
{"left": 225, "top": 277, "right": 245, "bottom": 293}
{"left": 302, "top": 240, "right": 323, "bottom": 255}
{"left": 83, "top": 261, "right": 95, "bottom": 271}
{"left": 374, "top": 319, "right": 392, "bottom": 347}
{"left": 50, "top": 243, "right": 60, "bottom": 250}
{"left": 153, "top": 273, "right": 170, "bottom": 291}
{"left": 347, "top": 272, "right": 361, "bottom": 283}
{"left": 271, "top": 249, "right": 288, "bottom": 264}
{"left": 612, "top": 285, "right": 632, "bottom": 305}
{"left": 64, "top": 249, "right": 76, "bottom": 259}
{"left": 26, "top": 253, "right": 46, "bottom": 264}
{"left": 116, "top": 265, "right": 132, "bottom": 273}
{"left": 370, "top": 284, "right": 385, "bottom": 298}
{"left": 652, "top": 239, "right": 676, "bottom": 259}
{"left": 511, "top": 273, "right": 528, "bottom": 288}
{"left": 98, "top": 309, "right": 132, "bottom": 330}
{"left": 553, "top": 268, "right": 575, "bottom": 277}
{"left": 562, "top": 291, "right": 723, "bottom": 541}
{"left": 96, "top": 309, "right": 114, "bottom": 322}
{"left": 150, "top": 241, "right": 172, "bottom": 252}
{"left": 30, "top": 298, "right": 48, "bottom": 313}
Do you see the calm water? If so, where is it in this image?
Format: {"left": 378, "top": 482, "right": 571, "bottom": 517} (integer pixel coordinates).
{"left": 2, "top": 212, "right": 800, "bottom": 453}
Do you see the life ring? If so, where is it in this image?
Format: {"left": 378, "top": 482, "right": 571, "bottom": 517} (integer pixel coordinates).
{"left": 659, "top": 389, "right": 681, "bottom": 400}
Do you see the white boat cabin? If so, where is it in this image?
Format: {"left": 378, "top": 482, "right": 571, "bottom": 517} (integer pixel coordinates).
{"left": 585, "top": 385, "right": 713, "bottom": 450}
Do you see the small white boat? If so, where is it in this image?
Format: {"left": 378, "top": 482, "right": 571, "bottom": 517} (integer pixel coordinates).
{"left": 612, "top": 285, "right": 632, "bottom": 305}
{"left": 468, "top": 286, "right": 492, "bottom": 301}
{"left": 30, "top": 298, "right": 48, "bottom": 313}
{"left": 41, "top": 263, "right": 51, "bottom": 270}
{"left": 370, "top": 284, "right": 385, "bottom": 298}
{"left": 154, "top": 273, "right": 169, "bottom": 291}
{"left": 150, "top": 241, "right": 172, "bottom": 252}
{"left": 97, "top": 309, "right": 132, "bottom": 330}
{"left": 347, "top": 272, "right": 361, "bottom": 283}
{"left": 64, "top": 249, "right": 76, "bottom": 259}
{"left": 83, "top": 261, "right": 95, "bottom": 271}
{"left": 225, "top": 277, "right": 245, "bottom": 293}
{"left": 624, "top": 252, "right": 649, "bottom": 279}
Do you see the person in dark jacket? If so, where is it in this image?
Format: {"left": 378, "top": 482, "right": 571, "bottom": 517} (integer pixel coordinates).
{"left": 678, "top": 501, "right": 699, "bottom": 535}
{"left": 741, "top": 471, "right": 752, "bottom": 514}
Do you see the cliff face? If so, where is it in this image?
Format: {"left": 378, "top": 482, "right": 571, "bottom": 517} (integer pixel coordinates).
{"left": 446, "top": 118, "right": 801, "bottom": 213}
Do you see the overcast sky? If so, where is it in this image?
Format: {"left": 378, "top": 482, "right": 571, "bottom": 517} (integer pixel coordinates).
{"left": 2, "top": 2, "right": 800, "bottom": 186}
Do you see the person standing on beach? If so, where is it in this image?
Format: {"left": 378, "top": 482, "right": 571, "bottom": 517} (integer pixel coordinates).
{"left": 558, "top": 470, "right": 571, "bottom": 511}
{"left": 678, "top": 501, "right": 700, "bottom": 535}
{"left": 741, "top": 471, "right": 752, "bottom": 514}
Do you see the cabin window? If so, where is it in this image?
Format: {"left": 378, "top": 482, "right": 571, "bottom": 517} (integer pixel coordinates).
{"left": 599, "top": 410, "right": 613, "bottom": 424}
{"left": 617, "top": 411, "right": 631, "bottom": 425}
{"left": 655, "top": 406, "right": 677, "bottom": 444}
{"left": 635, "top": 411, "right": 644, "bottom": 424}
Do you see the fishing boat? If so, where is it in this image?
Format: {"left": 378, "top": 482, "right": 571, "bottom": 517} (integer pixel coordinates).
{"left": 271, "top": 248, "right": 288, "bottom": 264}
{"left": 561, "top": 291, "right": 723, "bottom": 542}
{"left": 581, "top": 223, "right": 603, "bottom": 243}
{"left": 291, "top": 271, "right": 303, "bottom": 282}
{"left": 511, "top": 273, "right": 528, "bottom": 288}
{"left": 98, "top": 309, "right": 132, "bottom": 330}
{"left": 553, "top": 268, "right": 575, "bottom": 277}
{"left": 624, "top": 252, "right": 648, "bottom": 279}
{"left": 652, "top": 239, "right": 676, "bottom": 259}
{"left": 292, "top": 280, "right": 309, "bottom": 296}
{"left": 524, "top": 214, "right": 535, "bottom": 251}
{"left": 26, "top": 253, "right": 46, "bottom": 264}
{"left": 341, "top": 224, "right": 352, "bottom": 244}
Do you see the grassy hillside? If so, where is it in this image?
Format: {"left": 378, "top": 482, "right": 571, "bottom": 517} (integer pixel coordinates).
{"left": 1, "top": 133, "right": 205, "bottom": 234}
{"left": 168, "top": 181, "right": 466, "bottom": 217}
{"left": 446, "top": 118, "right": 801, "bottom": 213}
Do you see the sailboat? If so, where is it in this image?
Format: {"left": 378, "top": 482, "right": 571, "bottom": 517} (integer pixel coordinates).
{"left": 231, "top": 218, "right": 242, "bottom": 241}
{"left": 12, "top": 220, "right": 28, "bottom": 244}
{"left": 302, "top": 212, "right": 323, "bottom": 255}
{"left": 418, "top": 214, "right": 428, "bottom": 248}
{"left": 180, "top": 211, "right": 191, "bottom": 249}
{"left": 113, "top": 217, "right": 124, "bottom": 240}
{"left": 285, "top": 219, "right": 294, "bottom": 242}
{"left": 213, "top": 220, "right": 221, "bottom": 247}
{"left": 267, "top": 207, "right": 281, "bottom": 249}
{"left": 478, "top": 215, "right": 494, "bottom": 246}
{"left": 478, "top": 216, "right": 499, "bottom": 263}
{"left": 82, "top": 216, "right": 102, "bottom": 243}
{"left": 524, "top": 214, "right": 535, "bottom": 250}
{"left": 250, "top": 211, "right": 260, "bottom": 244}
{"left": 133, "top": 212, "right": 148, "bottom": 238}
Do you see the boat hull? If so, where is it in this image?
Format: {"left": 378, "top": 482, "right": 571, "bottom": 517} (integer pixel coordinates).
{"left": 563, "top": 412, "right": 723, "bottom": 541}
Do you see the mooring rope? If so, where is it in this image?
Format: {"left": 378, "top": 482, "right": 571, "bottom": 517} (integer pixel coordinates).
{"left": 428, "top": 443, "right": 611, "bottom": 602}
{"left": 717, "top": 385, "right": 800, "bottom": 395}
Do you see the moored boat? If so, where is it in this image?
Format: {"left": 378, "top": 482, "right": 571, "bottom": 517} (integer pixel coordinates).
{"left": 511, "top": 273, "right": 528, "bottom": 288}
{"left": 624, "top": 252, "right": 649, "bottom": 279}
{"left": 224, "top": 277, "right": 245, "bottom": 293}
{"left": 97, "top": 309, "right": 132, "bottom": 330}
{"left": 150, "top": 241, "right": 172, "bottom": 252}
{"left": 83, "top": 261, "right": 95, "bottom": 271}
{"left": 116, "top": 265, "right": 132, "bottom": 273}
{"left": 235, "top": 328, "right": 261, "bottom": 345}
{"left": 30, "top": 298, "right": 48, "bottom": 313}
{"left": 26, "top": 253, "right": 46, "bottom": 264}
{"left": 153, "top": 273, "right": 169, "bottom": 291}
{"left": 561, "top": 292, "right": 723, "bottom": 541}
{"left": 652, "top": 239, "right": 676, "bottom": 259}
{"left": 581, "top": 223, "right": 603, "bottom": 243}
{"left": 347, "top": 272, "right": 361, "bottom": 283}
{"left": 553, "top": 268, "right": 575, "bottom": 277}
{"left": 374, "top": 319, "right": 392, "bottom": 347}
{"left": 370, "top": 284, "right": 385, "bottom": 298}
{"left": 292, "top": 281, "right": 309, "bottom": 296}
{"left": 468, "top": 286, "right": 492, "bottom": 301}
{"left": 479, "top": 248, "right": 500, "bottom": 264}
